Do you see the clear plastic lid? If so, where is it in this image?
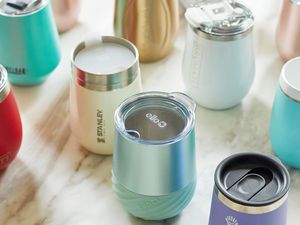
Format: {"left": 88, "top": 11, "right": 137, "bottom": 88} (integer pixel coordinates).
{"left": 0, "top": 0, "right": 46, "bottom": 15}
{"left": 185, "top": 0, "right": 254, "bottom": 39}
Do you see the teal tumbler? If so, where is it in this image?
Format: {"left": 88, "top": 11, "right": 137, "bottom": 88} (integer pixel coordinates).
{"left": 0, "top": 0, "right": 61, "bottom": 86}
{"left": 113, "top": 92, "right": 197, "bottom": 220}
{"left": 270, "top": 57, "right": 300, "bottom": 169}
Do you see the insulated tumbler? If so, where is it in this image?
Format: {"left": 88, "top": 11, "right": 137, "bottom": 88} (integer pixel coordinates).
{"left": 209, "top": 153, "right": 290, "bottom": 225}
{"left": 0, "top": 65, "right": 22, "bottom": 169}
{"left": 113, "top": 92, "right": 197, "bottom": 220}
{"left": 114, "top": 0, "right": 180, "bottom": 62}
{"left": 270, "top": 57, "right": 300, "bottom": 169}
{"left": 70, "top": 36, "right": 142, "bottom": 155}
{"left": 182, "top": 0, "right": 255, "bottom": 110}
{"left": 277, "top": 0, "right": 300, "bottom": 61}
{"left": 0, "top": 0, "right": 61, "bottom": 85}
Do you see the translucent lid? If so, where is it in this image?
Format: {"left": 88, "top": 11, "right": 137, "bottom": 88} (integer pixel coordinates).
{"left": 115, "top": 92, "right": 196, "bottom": 144}
{"left": 0, "top": 0, "right": 45, "bottom": 15}
{"left": 185, "top": 0, "right": 254, "bottom": 38}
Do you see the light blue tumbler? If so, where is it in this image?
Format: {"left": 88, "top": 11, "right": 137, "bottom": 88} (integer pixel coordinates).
{"left": 113, "top": 92, "right": 197, "bottom": 220}
{"left": 270, "top": 57, "right": 300, "bottom": 169}
{"left": 0, "top": 0, "right": 61, "bottom": 85}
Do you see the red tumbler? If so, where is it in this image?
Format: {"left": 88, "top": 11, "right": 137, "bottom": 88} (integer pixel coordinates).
{"left": 0, "top": 65, "right": 22, "bottom": 170}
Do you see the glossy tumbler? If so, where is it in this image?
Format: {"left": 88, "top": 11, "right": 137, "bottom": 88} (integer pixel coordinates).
{"left": 270, "top": 57, "right": 300, "bottom": 169}
{"left": 0, "top": 65, "right": 22, "bottom": 170}
{"left": 113, "top": 92, "right": 196, "bottom": 220}
{"left": 277, "top": 0, "right": 300, "bottom": 62}
{"left": 114, "top": 0, "right": 180, "bottom": 62}
{"left": 182, "top": 0, "right": 255, "bottom": 110}
{"left": 0, "top": 0, "right": 61, "bottom": 85}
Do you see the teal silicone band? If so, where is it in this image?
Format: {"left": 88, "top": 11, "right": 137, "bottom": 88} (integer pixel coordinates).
{"left": 112, "top": 175, "right": 196, "bottom": 220}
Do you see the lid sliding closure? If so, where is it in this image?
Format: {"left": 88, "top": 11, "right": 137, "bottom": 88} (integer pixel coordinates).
{"left": 0, "top": 0, "right": 44, "bottom": 15}
{"left": 185, "top": 0, "right": 254, "bottom": 40}
{"left": 215, "top": 153, "right": 290, "bottom": 207}
{"left": 227, "top": 167, "right": 274, "bottom": 202}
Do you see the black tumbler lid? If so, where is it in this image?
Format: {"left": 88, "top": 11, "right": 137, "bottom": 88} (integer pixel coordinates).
{"left": 215, "top": 153, "right": 290, "bottom": 206}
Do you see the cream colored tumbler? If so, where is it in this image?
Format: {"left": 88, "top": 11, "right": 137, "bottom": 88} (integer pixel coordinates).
{"left": 70, "top": 36, "right": 142, "bottom": 155}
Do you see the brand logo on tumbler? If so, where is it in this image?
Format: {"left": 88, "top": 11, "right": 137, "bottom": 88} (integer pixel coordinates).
{"left": 146, "top": 113, "right": 167, "bottom": 128}
{"left": 225, "top": 216, "right": 238, "bottom": 225}
{"left": 97, "top": 110, "right": 105, "bottom": 143}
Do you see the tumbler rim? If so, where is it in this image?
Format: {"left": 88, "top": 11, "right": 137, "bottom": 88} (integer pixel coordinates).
{"left": 0, "top": 65, "right": 10, "bottom": 103}
{"left": 71, "top": 36, "right": 140, "bottom": 92}
{"left": 214, "top": 153, "right": 290, "bottom": 207}
{"left": 280, "top": 56, "right": 300, "bottom": 102}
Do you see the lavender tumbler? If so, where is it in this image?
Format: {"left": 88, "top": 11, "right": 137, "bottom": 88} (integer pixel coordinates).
{"left": 208, "top": 153, "right": 290, "bottom": 225}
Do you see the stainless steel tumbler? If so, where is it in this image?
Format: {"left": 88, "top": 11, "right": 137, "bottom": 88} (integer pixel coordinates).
{"left": 209, "top": 153, "right": 290, "bottom": 225}
{"left": 277, "top": 0, "right": 300, "bottom": 62}
{"left": 70, "top": 36, "right": 142, "bottom": 155}
{"left": 114, "top": 0, "right": 180, "bottom": 62}
{"left": 0, "top": 0, "right": 61, "bottom": 85}
{"left": 182, "top": 0, "right": 255, "bottom": 110}
{"left": 113, "top": 92, "right": 196, "bottom": 220}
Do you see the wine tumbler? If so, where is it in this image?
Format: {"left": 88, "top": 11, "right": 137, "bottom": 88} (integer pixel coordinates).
{"left": 0, "top": 65, "right": 22, "bottom": 170}
{"left": 52, "top": 0, "right": 80, "bottom": 33}
{"left": 70, "top": 36, "right": 142, "bottom": 155}
{"left": 0, "top": 0, "right": 61, "bottom": 85}
{"left": 277, "top": 0, "right": 300, "bottom": 62}
{"left": 182, "top": 1, "right": 255, "bottom": 110}
{"left": 270, "top": 57, "right": 300, "bottom": 169}
{"left": 209, "top": 153, "right": 290, "bottom": 225}
{"left": 113, "top": 92, "right": 196, "bottom": 220}
{"left": 114, "top": 0, "right": 180, "bottom": 62}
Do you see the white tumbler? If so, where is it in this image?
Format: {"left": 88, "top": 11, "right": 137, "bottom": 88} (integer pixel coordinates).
{"left": 182, "top": 0, "right": 255, "bottom": 110}
{"left": 70, "top": 36, "right": 142, "bottom": 155}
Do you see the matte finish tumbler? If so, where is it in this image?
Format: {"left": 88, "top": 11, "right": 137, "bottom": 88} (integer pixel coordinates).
{"left": 0, "top": 65, "right": 22, "bottom": 170}
{"left": 114, "top": 0, "right": 180, "bottom": 62}
{"left": 182, "top": 1, "right": 255, "bottom": 110}
{"left": 52, "top": 0, "right": 80, "bottom": 33}
{"left": 277, "top": 0, "right": 300, "bottom": 62}
{"left": 270, "top": 57, "right": 300, "bottom": 169}
{"left": 209, "top": 153, "right": 290, "bottom": 225}
{"left": 113, "top": 92, "right": 196, "bottom": 220}
{"left": 70, "top": 36, "right": 142, "bottom": 155}
{"left": 0, "top": 0, "right": 61, "bottom": 85}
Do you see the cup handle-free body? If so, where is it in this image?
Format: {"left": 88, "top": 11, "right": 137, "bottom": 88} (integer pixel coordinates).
{"left": 270, "top": 86, "right": 300, "bottom": 169}
{"left": 0, "top": 91, "right": 22, "bottom": 169}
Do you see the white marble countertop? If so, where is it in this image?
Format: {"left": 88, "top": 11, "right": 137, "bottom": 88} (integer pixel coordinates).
{"left": 1, "top": 0, "right": 300, "bottom": 225}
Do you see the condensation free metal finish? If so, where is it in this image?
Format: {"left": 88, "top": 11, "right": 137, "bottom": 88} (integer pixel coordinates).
{"left": 113, "top": 92, "right": 196, "bottom": 196}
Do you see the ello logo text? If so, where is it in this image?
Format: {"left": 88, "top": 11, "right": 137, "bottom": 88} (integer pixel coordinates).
{"left": 146, "top": 113, "right": 167, "bottom": 128}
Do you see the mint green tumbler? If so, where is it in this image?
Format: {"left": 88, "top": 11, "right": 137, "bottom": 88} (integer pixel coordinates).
{"left": 0, "top": 0, "right": 61, "bottom": 86}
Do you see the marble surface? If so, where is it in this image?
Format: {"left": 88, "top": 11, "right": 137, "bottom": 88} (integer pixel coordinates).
{"left": 1, "top": 0, "right": 300, "bottom": 225}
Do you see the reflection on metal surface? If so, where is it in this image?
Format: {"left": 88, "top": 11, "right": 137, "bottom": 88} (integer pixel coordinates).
{"left": 114, "top": 0, "right": 179, "bottom": 62}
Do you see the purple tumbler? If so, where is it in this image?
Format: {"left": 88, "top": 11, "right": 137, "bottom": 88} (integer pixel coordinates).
{"left": 208, "top": 153, "right": 290, "bottom": 225}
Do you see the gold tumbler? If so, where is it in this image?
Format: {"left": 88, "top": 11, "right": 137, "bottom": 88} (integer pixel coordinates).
{"left": 114, "top": 0, "right": 179, "bottom": 62}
